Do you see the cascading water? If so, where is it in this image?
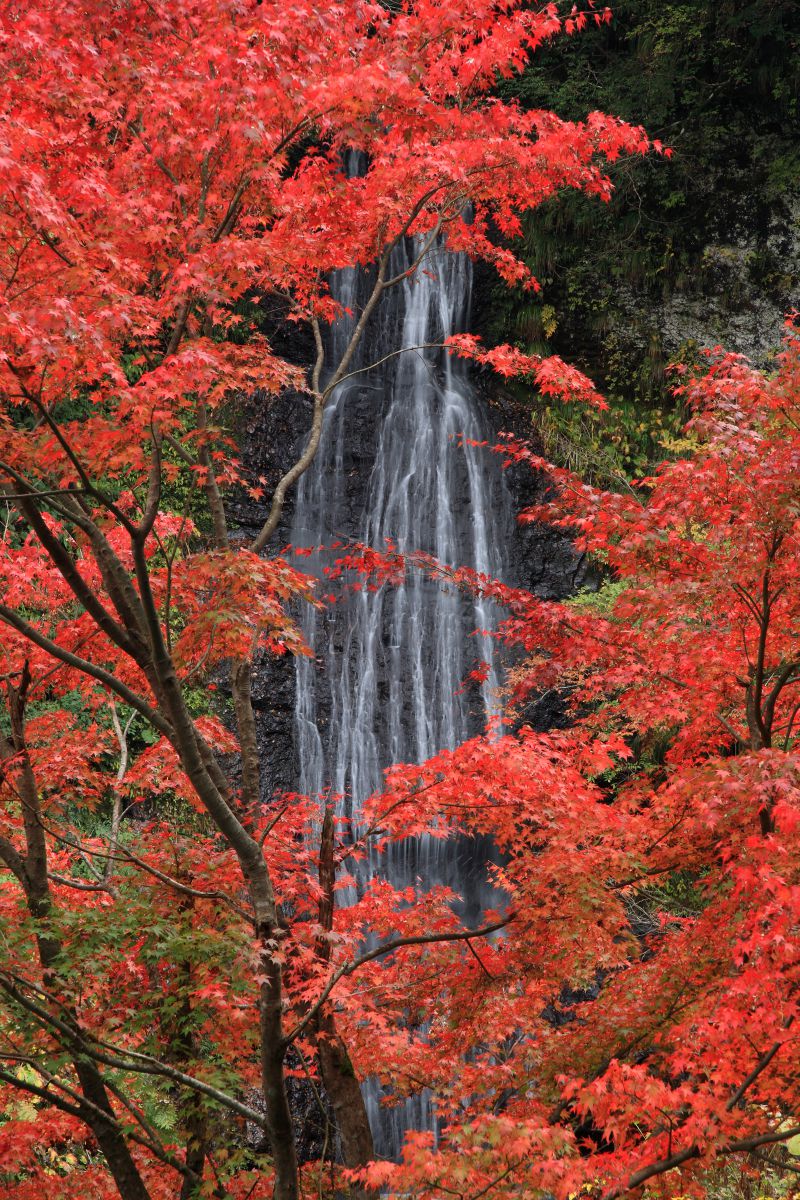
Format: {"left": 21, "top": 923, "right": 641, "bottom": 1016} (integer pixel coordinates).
{"left": 291, "top": 228, "right": 512, "bottom": 1158}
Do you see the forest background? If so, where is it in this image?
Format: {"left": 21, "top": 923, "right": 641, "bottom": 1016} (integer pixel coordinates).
{"left": 485, "top": 0, "right": 799, "bottom": 478}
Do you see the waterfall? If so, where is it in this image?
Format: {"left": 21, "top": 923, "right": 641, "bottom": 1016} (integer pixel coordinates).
{"left": 291, "top": 227, "right": 512, "bottom": 1158}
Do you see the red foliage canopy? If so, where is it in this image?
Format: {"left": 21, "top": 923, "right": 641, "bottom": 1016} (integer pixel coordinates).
{"left": 5, "top": 3, "right": 790, "bottom": 1200}
{"left": 343, "top": 328, "right": 800, "bottom": 1198}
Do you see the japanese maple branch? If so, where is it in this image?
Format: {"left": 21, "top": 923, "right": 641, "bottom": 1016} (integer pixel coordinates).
{"left": 328, "top": 341, "right": 445, "bottom": 391}
{"left": 137, "top": 419, "right": 163, "bottom": 537}
{"left": 104, "top": 701, "right": 138, "bottom": 885}
{"left": 284, "top": 914, "right": 511, "bottom": 1045}
{"left": 762, "top": 659, "right": 800, "bottom": 735}
{"left": 725, "top": 1016, "right": 794, "bottom": 1112}
{"left": 0, "top": 458, "right": 146, "bottom": 648}
{"left": 0, "top": 1065, "right": 83, "bottom": 1117}
{"left": 0, "top": 834, "right": 28, "bottom": 887}
{"left": 47, "top": 872, "right": 112, "bottom": 894}
{"left": 467, "top": 1160, "right": 523, "bottom": 1200}
{"left": 0, "top": 1054, "right": 198, "bottom": 1184}
{"left": 196, "top": 400, "right": 228, "bottom": 549}
{"left": 783, "top": 699, "right": 800, "bottom": 749}
{"left": 749, "top": 565, "right": 773, "bottom": 749}
{"left": 248, "top": 244, "right": 392, "bottom": 552}
{"left": 158, "top": 109, "right": 333, "bottom": 360}
{"left": 6, "top": 367, "right": 137, "bottom": 534}
{"left": 602, "top": 1125, "right": 800, "bottom": 1200}
{"left": 0, "top": 603, "right": 172, "bottom": 737}
{"left": 40, "top": 820, "right": 253, "bottom": 923}
{"left": 751, "top": 1150, "right": 800, "bottom": 1177}
{"left": 7, "top": 487, "right": 141, "bottom": 658}
{"left": 1, "top": 454, "right": 156, "bottom": 658}
{"left": 211, "top": 110, "right": 331, "bottom": 243}
{"left": 0, "top": 971, "right": 270, "bottom": 1130}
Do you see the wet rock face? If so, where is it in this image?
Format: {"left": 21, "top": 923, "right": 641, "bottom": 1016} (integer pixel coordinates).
{"left": 227, "top": 385, "right": 312, "bottom": 804}
{"left": 241, "top": 1070, "right": 335, "bottom": 1166}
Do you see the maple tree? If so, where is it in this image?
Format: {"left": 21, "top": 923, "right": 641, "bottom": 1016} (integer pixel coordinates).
{"left": 0, "top": 2, "right": 659, "bottom": 1198}
{"left": 337, "top": 325, "right": 800, "bottom": 1199}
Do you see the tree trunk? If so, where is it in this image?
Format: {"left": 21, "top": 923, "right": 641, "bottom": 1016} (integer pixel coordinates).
{"left": 315, "top": 804, "right": 375, "bottom": 1178}
{"left": 3, "top": 677, "right": 154, "bottom": 1200}
{"left": 260, "top": 955, "right": 300, "bottom": 1200}
{"left": 317, "top": 1014, "right": 375, "bottom": 1169}
{"left": 74, "top": 1060, "right": 155, "bottom": 1200}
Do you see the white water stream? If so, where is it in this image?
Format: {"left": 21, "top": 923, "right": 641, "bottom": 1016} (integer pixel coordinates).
{"left": 291, "top": 226, "right": 511, "bottom": 1158}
